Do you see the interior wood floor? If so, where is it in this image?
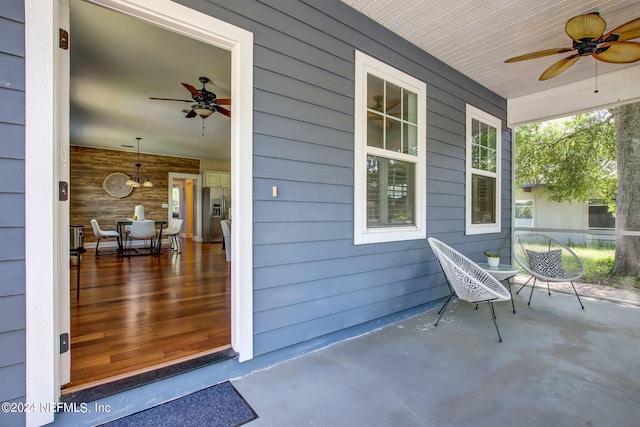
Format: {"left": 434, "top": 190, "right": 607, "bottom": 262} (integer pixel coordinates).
{"left": 65, "top": 239, "right": 231, "bottom": 392}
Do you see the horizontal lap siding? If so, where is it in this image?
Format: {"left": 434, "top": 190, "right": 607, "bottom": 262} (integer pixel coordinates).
{"left": 0, "top": 1, "right": 26, "bottom": 425}
{"left": 182, "top": 0, "right": 511, "bottom": 356}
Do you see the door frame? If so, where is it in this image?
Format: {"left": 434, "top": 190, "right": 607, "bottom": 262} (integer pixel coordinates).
{"left": 169, "top": 172, "right": 203, "bottom": 242}
{"left": 25, "top": 1, "right": 253, "bottom": 424}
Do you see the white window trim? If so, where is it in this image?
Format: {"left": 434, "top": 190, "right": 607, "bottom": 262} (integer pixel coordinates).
{"left": 354, "top": 51, "right": 427, "bottom": 245}
{"left": 465, "top": 104, "right": 502, "bottom": 235}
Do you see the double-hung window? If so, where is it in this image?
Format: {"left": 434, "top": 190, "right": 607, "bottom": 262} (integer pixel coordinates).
{"left": 354, "top": 51, "right": 426, "bottom": 244}
{"left": 465, "top": 104, "right": 501, "bottom": 235}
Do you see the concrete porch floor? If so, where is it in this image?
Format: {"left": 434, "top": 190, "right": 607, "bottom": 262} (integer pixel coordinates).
{"left": 234, "top": 286, "right": 640, "bottom": 426}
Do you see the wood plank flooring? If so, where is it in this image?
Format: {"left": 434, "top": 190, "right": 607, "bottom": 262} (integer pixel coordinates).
{"left": 65, "top": 239, "right": 231, "bottom": 392}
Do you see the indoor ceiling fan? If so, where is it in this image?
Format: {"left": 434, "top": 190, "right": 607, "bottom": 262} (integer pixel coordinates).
{"left": 150, "top": 76, "right": 231, "bottom": 119}
{"left": 367, "top": 95, "right": 400, "bottom": 128}
{"left": 505, "top": 13, "right": 640, "bottom": 80}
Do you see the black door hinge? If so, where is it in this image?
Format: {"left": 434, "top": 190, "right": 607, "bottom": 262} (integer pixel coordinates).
{"left": 60, "top": 333, "right": 69, "bottom": 354}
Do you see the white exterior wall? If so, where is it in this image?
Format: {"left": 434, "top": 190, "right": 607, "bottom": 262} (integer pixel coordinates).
{"left": 516, "top": 187, "right": 615, "bottom": 246}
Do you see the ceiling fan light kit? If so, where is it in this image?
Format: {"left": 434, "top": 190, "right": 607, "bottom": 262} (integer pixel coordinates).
{"left": 505, "top": 13, "right": 640, "bottom": 81}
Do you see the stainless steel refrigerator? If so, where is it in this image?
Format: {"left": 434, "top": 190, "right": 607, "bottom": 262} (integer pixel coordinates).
{"left": 202, "top": 187, "right": 230, "bottom": 243}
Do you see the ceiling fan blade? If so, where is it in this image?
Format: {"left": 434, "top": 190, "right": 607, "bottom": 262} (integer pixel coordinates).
{"left": 539, "top": 54, "right": 581, "bottom": 80}
{"left": 504, "top": 48, "right": 574, "bottom": 63}
{"left": 217, "top": 107, "right": 231, "bottom": 118}
{"left": 594, "top": 41, "right": 640, "bottom": 63}
{"left": 216, "top": 98, "right": 231, "bottom": 105}
{"left": 386, "top": 98, "right": 401, "bottom": 110}
{"left": 185, "top": 110, "right": 197, "bottom": 118}
{"left": 602, "top": 17, "right": 640, "bottom": 42}
{"left": 150, "top": 97, "right": 192, "bottom": 102}
{"left": 565, "top": 13, "right": 606, "bottom": 42}
{"left": 181, "top": 82, "right": 201, "bottom": 97}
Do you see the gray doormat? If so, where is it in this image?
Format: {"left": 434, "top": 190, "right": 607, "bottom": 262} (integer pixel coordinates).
{"left": 99, "top": 381, "right": 257, "bottom": 427}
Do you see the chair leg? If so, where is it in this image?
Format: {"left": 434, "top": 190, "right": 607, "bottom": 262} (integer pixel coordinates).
{"left": 570, "top": 281, "right": 585, "bottom": 310}
{"left": 517, "top": 275, "right": 534, "bottom": 294}
{"left": 175, "top": 236, "right": 182, "bottom": 254}
{"left": 506, "top": 281, "right": 516, "bottom": 314}
{"left": 488, "top": 302, "right": 503, "bottom": 343}
{"left": 95, "top": 237, "right": 101, "bottom": 258}
{"left": 528, "top": 278, "right": 537, "bottom": 306}
{"left": 434, "top": 294, "right": 453, "bottom": 326}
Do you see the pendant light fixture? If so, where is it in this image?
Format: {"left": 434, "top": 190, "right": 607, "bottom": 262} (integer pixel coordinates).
{"left": 126, "top": 137, "right": 153, "bottom": 188}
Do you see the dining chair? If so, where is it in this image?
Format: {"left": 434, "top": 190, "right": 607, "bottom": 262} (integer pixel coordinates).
{"left": 126, "top": 220, "right": 157, "bottom": 256}
{"left": 428, "top": 237, "right": 512, "bottom": 342}
{"left": 90, "top": 219, "right": 119, "bottom": 258}
{"left": 162, "top": 218, "right": 184, "bottom": 253}
{"left": 513, "top": 232, "right": 585, "bottom": 309}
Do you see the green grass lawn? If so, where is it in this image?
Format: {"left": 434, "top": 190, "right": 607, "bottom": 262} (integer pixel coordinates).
{"left": 568, "top": 246, "right": 640, "bottom": 290}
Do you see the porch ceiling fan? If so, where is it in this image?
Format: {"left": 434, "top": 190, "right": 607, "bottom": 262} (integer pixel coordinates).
{"left": 150, "top": 76, "right": 231, "bottom": 119}
{"left": 505, "top": 13, "right": 640, "bottom": 80}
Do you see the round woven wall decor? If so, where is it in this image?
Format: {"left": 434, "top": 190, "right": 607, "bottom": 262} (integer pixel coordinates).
{"left": 102, "top": 172, "right": 133, "bottom": 198}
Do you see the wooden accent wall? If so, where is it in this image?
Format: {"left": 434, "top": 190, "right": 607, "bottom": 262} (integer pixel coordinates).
{"left": 70, "top": 146, "right": 200, "bottom": 242}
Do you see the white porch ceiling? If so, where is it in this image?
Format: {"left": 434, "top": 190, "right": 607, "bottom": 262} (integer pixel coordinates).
{"left": 341, "top": 0, "right": 640, "bottom": 100}
{"left": 71, "top": 1, "right": 640, "bottom": 160}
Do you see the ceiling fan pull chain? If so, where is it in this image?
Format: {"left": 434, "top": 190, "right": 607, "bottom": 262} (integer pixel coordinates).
{"left": 594, "top": 61, "right": 599, "bottom": 94}
{"left": 202, "top": 118, "right": 205, "bottom": 136}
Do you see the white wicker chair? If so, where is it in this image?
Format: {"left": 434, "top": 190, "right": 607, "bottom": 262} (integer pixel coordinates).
{"left": 513, "top": 232, "right": 585, "bottom": 309}
{"left": 428, "top": 238, "right": 512, "bottom": 342}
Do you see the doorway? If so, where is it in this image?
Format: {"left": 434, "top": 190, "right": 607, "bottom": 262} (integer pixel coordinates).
{"left": 169, "top": 173, "right": 203, "bottom": 243}
{"left": 25, "top": 0, "right": 252, "bottom": 419}
{"left": 59, "top": 0, "right": 254, "bottom": 394}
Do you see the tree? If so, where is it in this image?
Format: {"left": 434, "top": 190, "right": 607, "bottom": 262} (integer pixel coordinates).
{"left": 515, "top": 110, "right": 617, "bottom": 205}
{"left": 515, "top": 103, "right": 640, "bottom": 277}
{"left": 612, "top": 103, "right": 640, "bottom": 276}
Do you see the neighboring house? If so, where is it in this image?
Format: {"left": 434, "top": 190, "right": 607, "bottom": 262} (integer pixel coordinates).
{"left": 516, "top": 185, "right": 616, "bottom": 246}
{"left": 3, "top": 1, "right": 637, "bottom": 426}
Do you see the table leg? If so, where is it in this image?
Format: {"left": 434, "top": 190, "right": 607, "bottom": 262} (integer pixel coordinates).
{"left": 116, "top": 223, "right": 125, "bottom": 256}
{"left": 504, "top": 280, "right": 515, "bottom": 313}
{"left": 74, "top": 251, "right": 81, "bottom": 302}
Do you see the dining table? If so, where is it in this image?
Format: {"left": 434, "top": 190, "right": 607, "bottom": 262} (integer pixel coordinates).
{"left": 115, "top": 219, "right": 167, "bottom": 256}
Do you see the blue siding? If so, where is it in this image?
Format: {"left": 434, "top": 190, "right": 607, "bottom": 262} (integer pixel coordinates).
{"left": 0, "top": 1, "right": 25, "bottom": 425}
{"left": 190, "top": 0, "right": 512, "bottom": 356}
{"left": 9, "top": 2, "right": 512, "bottom": 419}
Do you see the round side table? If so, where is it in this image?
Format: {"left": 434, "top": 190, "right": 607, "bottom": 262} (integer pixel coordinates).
{"left": 478, "top": 262, "right": 519, "bottom": 313}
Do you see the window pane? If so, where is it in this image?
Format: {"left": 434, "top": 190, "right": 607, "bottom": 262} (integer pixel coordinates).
{"left": 367, "top": 74, "right": 385, "bottom": 113}
{"left": 386, "top": 118, "right": 402, "bottom": 152}
{"left": 367, "top": 156, "right": 415, "bottom": 228}
{"left": 404, "top": 122, "right": 417, "bottom": 155}
{"left": 387, "top": 82, "right": 402, "bottom": 119}
{"left": 515, "top": 200, "right": 534, "bottom": 227}
{"left": 471, "top": 119, "right": 497, "bottom": 173}
{"left": 471, "top": 174, "right": 495, "bottom": 224}
{"left": 588, "top": 205, "right": 616, "bottom": 229}
{"left": 404, "top": 90, "right": 417, "bottom": 124}
{"left": 367, "top": 117, "right": 384, "bottom": 148}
